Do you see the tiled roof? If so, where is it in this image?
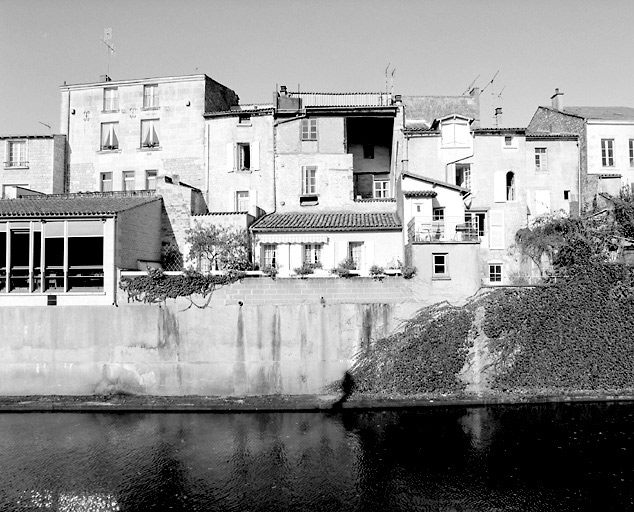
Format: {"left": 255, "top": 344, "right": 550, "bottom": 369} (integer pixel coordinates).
{"left": 403, "top": 190, "right": 438, "bottom": 198}
{"left": 542, "top": 106, "right": 634, "bottom": 121}
{"left": 0, "top": 192, "right": 161, "bottom": 218}
{"left": 251, "top": 212, "right": 402, "bottom": 232}
{"left": 402, "top": 172, "right": 470, "bottom": 193}
{"left": 402, "top": 95, "right": 480, "bottom": 129}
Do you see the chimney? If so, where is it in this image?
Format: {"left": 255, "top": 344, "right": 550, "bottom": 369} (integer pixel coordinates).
{"left": 99, "top": 74, "right": 111, "bottom": 82}
{"left": 551, "top": 88, "right": 563, "bottom": 110}
{"left": 393, "top": 94, "right": 402, "bottom": 105}
{"left": 494, "top": 107, "right": 503, "bottom": 128}
{"left": 280, "top": 85, "right": 287, "bottom": 97}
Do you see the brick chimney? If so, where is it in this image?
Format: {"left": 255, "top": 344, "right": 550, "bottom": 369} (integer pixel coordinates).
{"left": 551, "top": 88, "right": 564, "bottom": 111}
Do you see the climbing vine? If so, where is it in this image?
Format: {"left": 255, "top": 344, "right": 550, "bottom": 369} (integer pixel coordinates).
{"left": 119, "top": 268, "right": 245, "bottom": 306}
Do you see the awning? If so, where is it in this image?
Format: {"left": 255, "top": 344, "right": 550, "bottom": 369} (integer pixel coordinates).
{"left": 256, "top": 234, "right": 330, "bottom": 244}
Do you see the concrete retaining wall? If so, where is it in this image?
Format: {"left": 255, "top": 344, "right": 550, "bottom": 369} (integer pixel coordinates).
{"left": 0, "top": 297, "right": 421, "bottom": 396}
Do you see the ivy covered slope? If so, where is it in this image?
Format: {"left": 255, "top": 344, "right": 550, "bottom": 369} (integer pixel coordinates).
{"left": 350, "top": 191, "right": 634, "bottom": 396}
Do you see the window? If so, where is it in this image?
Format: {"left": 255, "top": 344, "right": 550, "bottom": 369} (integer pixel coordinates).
{"left": 143, "top": 84, "right": 159, "bottom": 109}
{"left": 123, "top": 171, "right": 135, "bottom": 191}
{"left": 6, "top": 141, "right": 27, "bottom": 167}
{"left": 302, "top": 166, "right": 317, "bottom": 195}
{"left": 237, "top": 143, "right": 251, "bottom": 170}
{"left": 441, "top": 118, "right": 470, "bottom": 147}
{"left": 629, "top": 140, "right": 634, "bottom": 167}
{"left": 301, "top": 119, "right": 317, "bottom": 141}
{"left": 145, "top": 170, "right": 158, "bottom": 190}
{"left": 303, "top": 244, "right": 322, "bottom": 265}
{"left": 504, "top": 136, "right": 513, "bottom": 147}
{"left": 432, "top": 207, "right": 445, "bottom": 221}
{"left": 100, "top": 172, "right": 112, "bottom": 192}
{"left": 100, "top": 122, "right": 119, "bottom": 151}
{"left": 103, "top": 87, "right": 118, "bottom": 111}
{"left": 465, "top": 212, "right": 486, "bottom": 237}
{"left": 373, "top": 179, "right": 389, "bottom": 198}
{"left": 140, "top": 119, "right": 160, "bottom": 148}
{"left": 415, "top": 203, "right": 423, "bottom": 214}
{"left": 535, "top": 148, "right": 548, "bottom": 172}
{"left": 489, "top": 264, "right": 502, "bottom": 283}
{"left": 601, "top": 139, "right": 614, "bottom": 167}
{"left": 236, "top": 191, "right": 249, "bottom": 212}
{"left": 455, "top": 164, "right": 471, "bottom": 189}
{"left": 238, "top": 115, "right": 251, "bottom": 125}
{"left": 506, "top": 171, "right": 515, "bottom": 201}
{"left": 262, "top": 244, "right": 277, "bottom": 268}
{"left": 363, "top": 144, "right": 375, "bottom": 159}
{"left": 348, "top": 242, "right": 364, "bottom": 270}
{"left": 564, "top": 190, "right": 570, "bottom": 200}
{"left": 432, "top": 253, "right": 448, "bottom": 277}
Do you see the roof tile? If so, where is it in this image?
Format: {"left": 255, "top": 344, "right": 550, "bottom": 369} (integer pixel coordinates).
{"left": 251, "top": 212, "right": 402, "bottom": 232}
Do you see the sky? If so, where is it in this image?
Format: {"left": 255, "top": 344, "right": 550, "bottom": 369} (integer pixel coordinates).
{"left": 2, "top": 0, "right": 634, "bottom": 135}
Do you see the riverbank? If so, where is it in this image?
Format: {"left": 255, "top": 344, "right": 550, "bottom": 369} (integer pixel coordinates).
{"left": 2, "top": 391, "right": 634, "bottom": 412}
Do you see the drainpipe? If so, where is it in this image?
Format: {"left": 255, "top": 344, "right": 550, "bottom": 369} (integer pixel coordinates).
{"left": 112, "top": 216, "right": 118, "bottom": 307}
{"left": 205, "top": 124, "right": 210, "bottom": 204}
{"left": 578, "top": 135, "right": 583, "bottom": 215}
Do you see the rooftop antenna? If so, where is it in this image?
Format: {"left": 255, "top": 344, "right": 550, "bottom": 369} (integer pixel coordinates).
{"left": 385, "top": 63, "right": 391, "bottom": 100}
{"left": 497, "top": 84, "right": 506, "bottom": 98}
{"left": 481, "top": 70, "right": 499, "bottom": 94}
{"left": 38, "top": 121, "right": 51, "bottom": 132}
{"left": 462, "top": 74, "right": 480, "bottom": 95}
{"left": 100, "top": 28, "right": 115, "bottom": 77}
{"left": 390, "top": 67, "right": 396, "bottom": 98}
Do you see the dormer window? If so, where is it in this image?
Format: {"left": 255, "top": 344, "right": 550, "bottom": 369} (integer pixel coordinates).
{"left": 439, "top": 116, "right": 471, "bottom": 148}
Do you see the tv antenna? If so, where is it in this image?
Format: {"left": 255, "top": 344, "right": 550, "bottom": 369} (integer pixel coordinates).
{"left": 100, "top": 28, "right": 115, "bottom": 77}
{"left": 497, "top": 84, "right": 506, "bottom": 98}
{"left": 481, "top": 70, "right": 499, "bottom": 94}
{"left": 38, "top": 122, "right": 51, "bottom": 132}
{"left": 463, "top": 74, "right": 480, "bottom": 95}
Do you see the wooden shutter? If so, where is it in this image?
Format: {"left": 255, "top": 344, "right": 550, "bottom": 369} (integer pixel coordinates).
{"left": 493, "top": 171, "right": 506, "bottom": 203}
{"left": 226, "top": 143, "right": 235, "bottom": 172}
{"left": 365, "top": 241, "right": 375, "bottom": 271}
{"left": 535, "top": 190, "right": 551, "bottom": 216}
{"left": 489, "top": 210, "right": 505, "bottom": 250}
{"left": 251, "top": 141, "right": 260, "bottom": 171}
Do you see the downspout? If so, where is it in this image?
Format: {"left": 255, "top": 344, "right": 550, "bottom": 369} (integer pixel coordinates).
{"left": 112, "top": 215, "right": 118, "bottom": 307}
{"left": 65, "top": 89, "right": 71, "bottom": 193}
{"left": 578, "top": 133, "right": 583, "bottom": 215}
{"left": 205, "top": 124, "right": 210, "bottom": 204}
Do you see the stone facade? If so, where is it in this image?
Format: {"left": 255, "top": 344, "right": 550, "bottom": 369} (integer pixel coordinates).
{"left": 0, "top": 134, "right": 66, "bottom": 196}
{"left": 60, "top": 74, "right": 238, "bottom": 195}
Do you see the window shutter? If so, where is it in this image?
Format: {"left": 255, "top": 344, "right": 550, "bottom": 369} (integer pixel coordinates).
{"left": 489, "top": 210, "right": 505, "bottom": 250}
{"left": 493, "top": 171, "right": 506, "bottom": 203}
{"left": 226, "top": 143, "right": 235, "bottom": 172}
{"left": 365, "top": 241, "right": 374, "bottom": 271}
{"left": 251, "top": 141, "right": 260, "bottom": 171}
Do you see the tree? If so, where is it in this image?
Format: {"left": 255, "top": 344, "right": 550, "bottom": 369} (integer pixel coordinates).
{"left": 185, "top": 222, "right": 252, "bottom": 272}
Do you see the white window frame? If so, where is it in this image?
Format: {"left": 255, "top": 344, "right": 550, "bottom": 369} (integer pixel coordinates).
{"left": 236, "top": 191, "right": 249, "bottom": 212}
{"left": 262, "top": 244, "right": 277, "bottom": 268}
{"left": 123, "top": 171, "right": 135, "bottom": 192}
{"left": 441, "top": 118, "right": 471, "bottom": 148}
{"left": 455, "top": 163, "right": 471, "bottom": 189}
{"left": 6, "top": 140, "right": 27, "bottom": 168}
{"left": 629, "top": 140, "right": 634, "bottom": 167}
{"left": 535, "top": 148, "right": 548, "bottom": 172}
{"left": 302, "top": 166, "right": 317, "bottom": 195}
{"left": 489, "top": 263, "right": 503, "bottom": 283}
{"left": 237, "top": 143, "right": 251, "bottom": 170}
{"left": 145, "top": 170, "right": 158, "bottom": 190}
{"left": 103, "top": 87, "right": 118, "bottom": 112}
{"left": 506, "top": 171, "right": 516, "bottom": 201}
{"left": 465, "top": 212, "right": 486, "bottom": 237}
{"left": 432, "top": 253, "right": 449, "bottom": 278}
{"left": 301, "top": 119, "right": 317, "bottom": 141}
{"left": 143, "top": 84, "right": 159, "bottom": 109}
{"left": 348, "top": 242, "right": 364, "bottom": 270}
{"left": 432, "top": 207, "right": 445, "bottom": 221}
{"left": 140, "top": 119, "right": 160, "bottom": 149}
{"left": 601, "top": 139, "right": 614, "bottom": 167}
{"left": 303, "top": 243, "right": 322, "bottom": 265}
{"left": 373, "top": 179, "right": 390, "bottom": 198}
{"left": 100, "top": 172, "right": 113, "bottom": 192}
{"left": 100, "top": 122, "right": 119, "bottom": 151}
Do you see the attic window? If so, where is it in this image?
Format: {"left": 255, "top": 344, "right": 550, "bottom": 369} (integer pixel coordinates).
{"left": 238, "top": 115, "right": 251, "bottom": 125}
{"left": 441, "top": 118, "right": 470, "bottom": 147}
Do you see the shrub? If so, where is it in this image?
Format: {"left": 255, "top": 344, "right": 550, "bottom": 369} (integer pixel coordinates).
{"left": 400, "top": 265, "right": 417, "bottom": 279}
{"left": 330, "top": 257, "right": 357, "bottom": 278}
{"left": 261, "top": 265, "right": 278, "bottom": 279}
{"left": 369, "top": 265, "right": 385, "bottom": 276}
{"left": 294, "top": 261, "right": 322, "bottom": 277}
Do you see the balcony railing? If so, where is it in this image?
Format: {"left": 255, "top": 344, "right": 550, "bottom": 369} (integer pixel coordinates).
{"left": 408, "top": 216, "right": 482, "bottom": 243}
{"left": 287, "top": 92, "right": 392, "bottom": 107}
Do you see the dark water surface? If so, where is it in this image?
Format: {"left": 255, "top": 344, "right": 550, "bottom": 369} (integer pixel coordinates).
{"left": 0, "top": 402, "right": 633, "bottom": 511}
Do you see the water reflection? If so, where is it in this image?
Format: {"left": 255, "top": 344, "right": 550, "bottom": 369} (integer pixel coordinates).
{"left": 0, "top": 403, "right": 632, "bottom": 511}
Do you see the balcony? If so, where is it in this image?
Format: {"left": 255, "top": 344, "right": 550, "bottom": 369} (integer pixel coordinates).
{"left": 287, "top": 92, "right": 392, "bottom": 107}
{"left": 407, "top": 217, "right": 482, "bottom": 243}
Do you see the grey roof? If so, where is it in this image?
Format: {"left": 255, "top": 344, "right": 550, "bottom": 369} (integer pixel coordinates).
{"left": 558, "top": 107, "right": 634, "bottom": 121}
{"left": 402, "top": 172, "right": 470, "bottom": 194}
{"left": 402, "top": 95, "right": 480, "bottom": 129}
{"left": 0, "top": 192, "right": 161, "bottom": 218}
{"left": 251, "top": 212, "right": 402, "bottom": 232}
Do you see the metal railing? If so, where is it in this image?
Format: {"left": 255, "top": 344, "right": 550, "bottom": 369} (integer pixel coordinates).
{"left": 407, "top": 216, "right": 482, "bottom": 243}
{"left": 287, "top": 92, "right": 391, "bottom": 107}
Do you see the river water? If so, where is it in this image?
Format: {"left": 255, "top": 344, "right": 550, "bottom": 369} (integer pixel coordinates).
{"left": 0, "top": 402, "right": 632, "bottom": 511}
